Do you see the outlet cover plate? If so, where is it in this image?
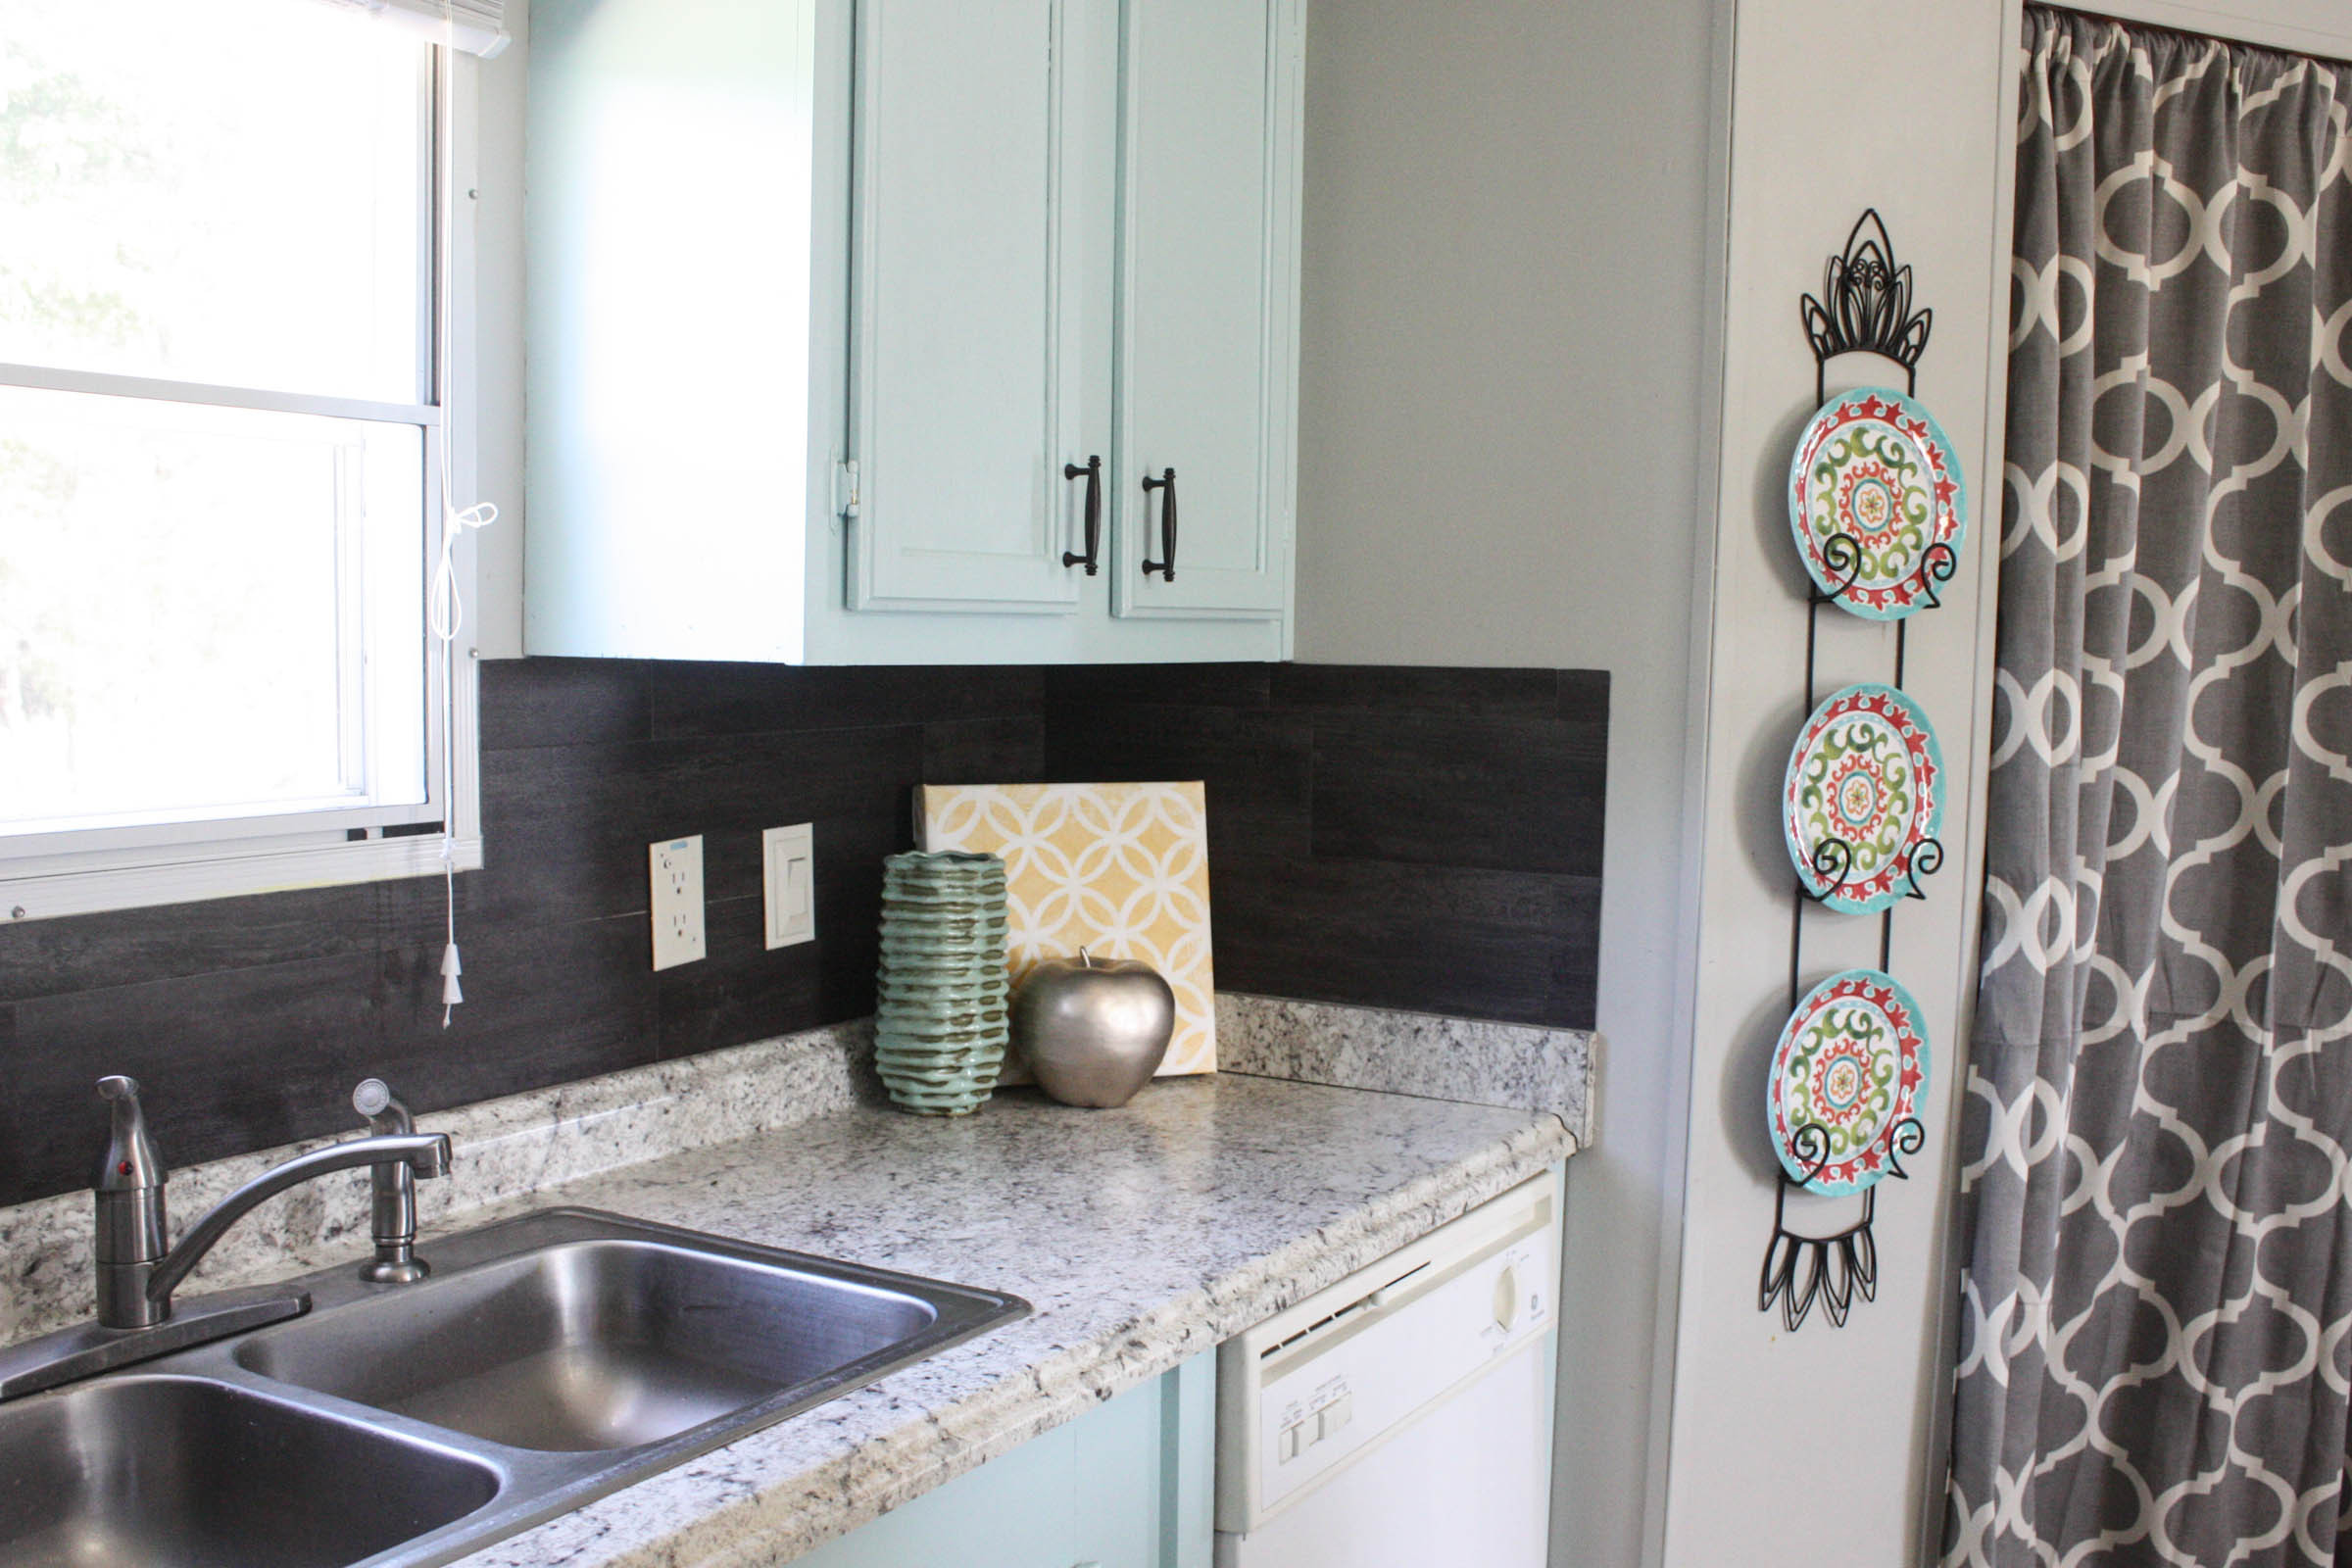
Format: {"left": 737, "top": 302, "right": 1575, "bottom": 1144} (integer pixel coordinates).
{"left": 762, "top": 823, "right": 815, "bottom": 950}
{"left": 650, "top": 836, "right": 706, "bottom": 970}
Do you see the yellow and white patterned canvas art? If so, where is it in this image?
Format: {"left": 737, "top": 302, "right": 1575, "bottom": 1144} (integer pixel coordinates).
{"left": 916, "top": 782, "right": 1215, "bottom": 1076}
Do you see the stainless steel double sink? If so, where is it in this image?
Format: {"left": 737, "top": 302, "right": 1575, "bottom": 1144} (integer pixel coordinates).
{"left": 0, "top": 1208, "right": 1030, "bottom": 1568}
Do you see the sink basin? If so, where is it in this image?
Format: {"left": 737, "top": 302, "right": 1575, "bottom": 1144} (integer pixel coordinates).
{"left": 0, "top": 1375, "right": 498, "bottom": 1568}
{"left": 0, "top": 1208, "right": 1025, "bottom": 1568}
{"left": 236, "top": 1237, "right": 944, "bottom": 1451}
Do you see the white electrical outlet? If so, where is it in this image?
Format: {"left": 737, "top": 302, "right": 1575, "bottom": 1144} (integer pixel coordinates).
{"left": 650, "top": 836, "right": 706, "bottom": 970}
{"left": 762, "top": 823, "right": 815, "bottom": 950}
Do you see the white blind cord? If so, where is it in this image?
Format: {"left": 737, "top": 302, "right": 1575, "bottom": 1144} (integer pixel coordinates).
{"left": 429, "top": 5, "right": 495, "bottom": 1028}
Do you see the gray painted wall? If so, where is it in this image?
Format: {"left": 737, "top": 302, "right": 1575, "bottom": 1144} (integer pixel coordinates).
{"left": 1292, "top": 5, "right": 1720, "bottom": 1563}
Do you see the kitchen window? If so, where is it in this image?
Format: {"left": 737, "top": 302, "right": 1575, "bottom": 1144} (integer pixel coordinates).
{"left": 0, "top": 0, "right": 500, "bottom": 920}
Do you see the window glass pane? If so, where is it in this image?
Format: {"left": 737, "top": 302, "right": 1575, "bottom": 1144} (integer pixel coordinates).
{"left": 0, "top": 0, "right": 427, "bottom": 402}
{"left": 0, "top": 385, "right": 425, "bottom": 836}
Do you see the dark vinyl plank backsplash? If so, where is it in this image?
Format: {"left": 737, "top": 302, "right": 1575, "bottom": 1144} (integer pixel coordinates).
{"left": 0, "top": 659, "right": 1602, "bottom": 1207}
{"left": 0, "top": 660, "right": 1042, "bottom": 1209}
{"left": 1044, "top": 664, "right": 1606, "bottom": 1029}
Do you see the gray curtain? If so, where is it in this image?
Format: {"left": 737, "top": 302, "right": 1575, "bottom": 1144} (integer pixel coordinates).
{"left": 1945, "top": 11, "right": 2352, "bottom": 1567}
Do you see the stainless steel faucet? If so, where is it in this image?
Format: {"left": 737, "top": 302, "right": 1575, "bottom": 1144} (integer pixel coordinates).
{"left": 92, "top": 1075, "right": 167, "bottom": 1331}
{"left": 92, "top": 1074, "right": 453, "bottom": 1330}
{"left": 0, "top": 1075, "right": 457, "bottom": 1401}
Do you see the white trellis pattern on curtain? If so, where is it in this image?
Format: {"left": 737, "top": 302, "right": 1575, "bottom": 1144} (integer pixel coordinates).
{"left": 1944, "top": 10, "right": 2352, "bottom": 1568}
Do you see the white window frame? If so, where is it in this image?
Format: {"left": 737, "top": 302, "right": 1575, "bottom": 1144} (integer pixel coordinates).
{"left": 0, "top": 41, "right": 487, "bottom": 925}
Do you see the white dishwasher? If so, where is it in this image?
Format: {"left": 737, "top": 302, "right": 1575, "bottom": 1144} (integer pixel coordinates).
{"left": 1214, "top": 1172, "right": 1559, "bottom": 1568}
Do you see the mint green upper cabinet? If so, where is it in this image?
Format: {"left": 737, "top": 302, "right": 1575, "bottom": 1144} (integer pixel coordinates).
{"left": 846, "top": 0, "right": 1088, "bottom": 613}
{"left": 1111, "top": 0, "right": 1301, "bottom": 624}
{"left": 838, "top": 0, "right": 1300, "bottom": 656}
{"left": 524, "top": 0, "right": 1300, "bottom": 664}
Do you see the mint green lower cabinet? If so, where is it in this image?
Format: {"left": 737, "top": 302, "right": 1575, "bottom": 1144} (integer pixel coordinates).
{"left": 792, "top": 1355, "right": 1212, "bottom": 1568}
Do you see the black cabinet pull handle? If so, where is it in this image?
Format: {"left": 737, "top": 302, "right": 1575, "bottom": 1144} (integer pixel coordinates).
{"left": 1060, "top": 455, "right": 1102, "bottom": 574}
{"left": 1141, "top": 467, "right": 1177, "bottom": 581}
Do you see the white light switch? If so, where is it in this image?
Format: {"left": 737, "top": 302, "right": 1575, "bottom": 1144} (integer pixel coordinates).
{"left": 650, "top": 836, "right": 706, "bottom": 970}
{"left": 762, "top": 823, "right": 815, "bottom": 950}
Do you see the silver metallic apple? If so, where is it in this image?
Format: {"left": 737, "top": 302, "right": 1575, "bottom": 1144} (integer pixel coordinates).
{"left": 1010, "top": 948, "right": 1176, "bottom": 1108}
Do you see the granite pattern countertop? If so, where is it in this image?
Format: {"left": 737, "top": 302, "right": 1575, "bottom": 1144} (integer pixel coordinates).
{"left": 436, "top": 1074, "right": 1573, "bottom": 1568}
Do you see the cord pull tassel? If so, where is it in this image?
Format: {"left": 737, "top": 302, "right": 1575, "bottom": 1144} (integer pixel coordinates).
{"left": 440, "top": 942, "right": 465, "bottom": 1028}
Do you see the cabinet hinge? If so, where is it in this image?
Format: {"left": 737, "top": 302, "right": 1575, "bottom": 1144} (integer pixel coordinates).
{"left": 833, "top": 459, "right": 861, "bottom": 520}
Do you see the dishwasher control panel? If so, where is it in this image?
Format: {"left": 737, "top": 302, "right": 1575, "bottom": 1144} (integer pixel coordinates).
{"left": 1216, "top": 1173, "right": 1558, "bottom": 1531}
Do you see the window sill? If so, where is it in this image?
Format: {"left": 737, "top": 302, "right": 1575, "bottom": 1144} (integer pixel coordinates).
{"left": 0, "top": 834, "right": 485, "bottom": 924}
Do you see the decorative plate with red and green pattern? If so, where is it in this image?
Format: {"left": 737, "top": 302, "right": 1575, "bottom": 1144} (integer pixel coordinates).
{"left": 1784, "top": 681, "right": 1943, "bottom": 915}
{"left": 1768, "top": 968, "right": 1930, "bottom": 1196}
{"left": 1788, "top": 386, "right": 1966, "bottom": 618}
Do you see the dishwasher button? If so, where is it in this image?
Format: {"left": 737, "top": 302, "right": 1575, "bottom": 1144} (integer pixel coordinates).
{"left": 1328, "top": 1395, "right": 1352, "bottom": 1434}
{"left": 1279, "top": 1422, "right": 1301, "bottom": 1462}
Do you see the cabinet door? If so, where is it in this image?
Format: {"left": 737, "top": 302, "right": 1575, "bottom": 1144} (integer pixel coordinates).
{"left": 787, "top": 1419, "right": 1081, "bottom": 1568}
{"left": 848, "top": 0, "right": 1093, "bottom": 613}
{"left": 788, "top": 1356, "right": 1211, "bottom": 1568}
{"left": 1110, "top": 0, "right": 1301, "bottom": 622}
{"left": 1076, "top": 1350, "right": 1215, "bottom": 1568}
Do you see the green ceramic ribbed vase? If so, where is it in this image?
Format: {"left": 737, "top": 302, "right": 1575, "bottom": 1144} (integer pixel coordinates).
{"left": 874, "top": 851, "right": 1009, "bottom": 1115}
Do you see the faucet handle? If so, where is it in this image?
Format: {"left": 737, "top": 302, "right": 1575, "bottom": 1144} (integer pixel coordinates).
{"left": 94, "top": 1076, "right": 164, "bottom": 1193}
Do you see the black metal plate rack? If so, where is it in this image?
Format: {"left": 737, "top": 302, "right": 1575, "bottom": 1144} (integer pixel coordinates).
{"left": 1759, "top": 211, "right": 1949, "bottom": 1331}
